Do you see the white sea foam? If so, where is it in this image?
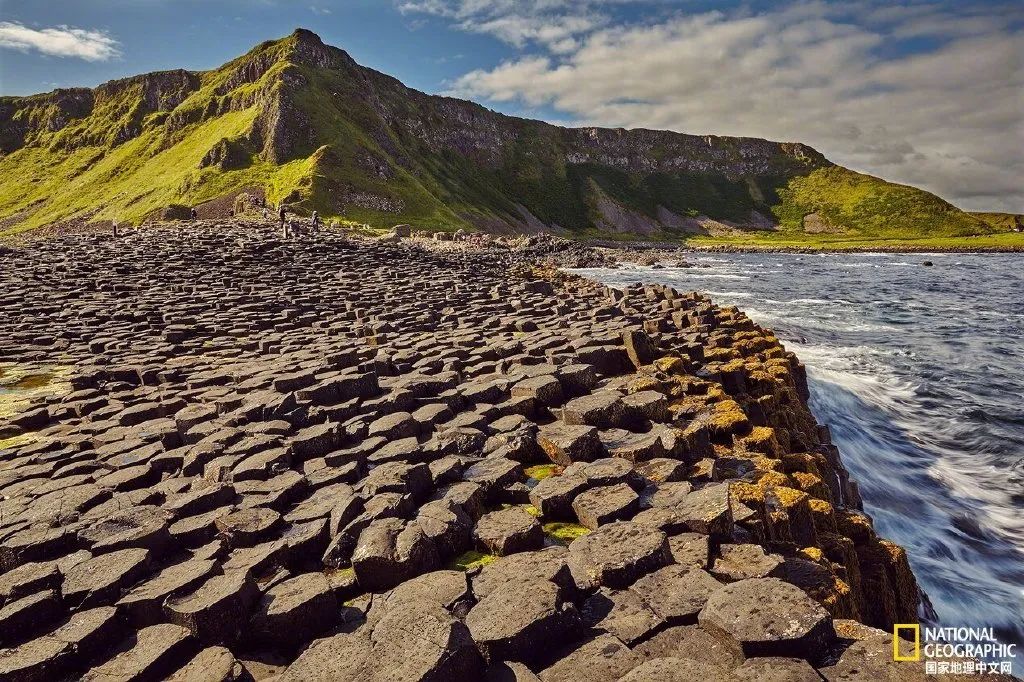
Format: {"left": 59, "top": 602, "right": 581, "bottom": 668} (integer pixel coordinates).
{"left": 785, "top": 297, "right": 856, "bottom": 306}
{"left": 663, "top": 271, "right": 750, "bottom": 280}
{"left": 703, "top": 291, "right": 753, "bottom": 298}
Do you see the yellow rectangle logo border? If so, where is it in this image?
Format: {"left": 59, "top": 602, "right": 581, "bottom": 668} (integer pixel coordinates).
{"left": 893, "top": 624, "right": 921, "bottom": 661}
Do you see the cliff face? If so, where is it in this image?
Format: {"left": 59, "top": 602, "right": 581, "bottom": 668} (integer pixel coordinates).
{"left": 0, "top": 29, "right": 992, "bottom": 238}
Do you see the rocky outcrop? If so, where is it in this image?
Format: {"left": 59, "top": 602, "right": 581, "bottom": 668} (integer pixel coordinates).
{"left": 0, "top": 221, "right": 929, "bottom": 680}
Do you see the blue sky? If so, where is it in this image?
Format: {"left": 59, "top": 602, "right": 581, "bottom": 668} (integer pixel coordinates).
{"left": 0, "top": 0, "right": 1021, "bottom": 211}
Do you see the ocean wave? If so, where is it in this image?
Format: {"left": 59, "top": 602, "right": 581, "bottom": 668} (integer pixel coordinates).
{"left": 785, "top": 297, "right": 856, "bottom": 306}
{"left": 703, "top": 291, "right": 753, "bottom": 298}
{"left": 664, "top": 272, "right": 750, "bottom": 280}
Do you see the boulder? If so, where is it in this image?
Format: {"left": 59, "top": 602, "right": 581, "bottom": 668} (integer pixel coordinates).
{"left": 537, "top": 634, "right": 641, "bottom": 682}
{"left": 572, "top": 483, "right": 639, "bottom": 530}
{"left": 163, "top": 571, "right": 260, "bottom": 645}
{"left": 466, "top": 579, "right": 579, "bottom": 665}
{"left": 248, "top": 572, "right": 337, "bottom": 646}
{"left": 474, "top": 506, "right": 543, "bottom": 555}
{"left": 580, "top": 588, "right": 663, "bottom": 644}
{"left": 351, "top": 518, "right": 440, "bottom": 592}
{"left": 630, "top": 566, "right": 721, "bottom": 624}
{"left": 567, "top": 521, "right": 670, "bottom": 589}
{"left": 698, "top": 577, "right": 835, "bottom": 659}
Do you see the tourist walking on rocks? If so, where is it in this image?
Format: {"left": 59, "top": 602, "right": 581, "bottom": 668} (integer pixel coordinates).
{"left": 278, "top": 205, "right": 288, "bottom": 238}
{"left": 311, "top": 211, "right": 321, "bottom": 232}
{"left": 190, "top": 207, "right": 198, "bottom": 220}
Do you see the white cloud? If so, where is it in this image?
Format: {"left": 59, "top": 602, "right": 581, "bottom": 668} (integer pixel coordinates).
{"left": 419, "top": 2, "right": 1024, "bottom": 212}
{"left": 0, "top": 21, "right": 121, "bottom": 61}
{"left": 397, "top": 0, "right": 623, "bottom": 52}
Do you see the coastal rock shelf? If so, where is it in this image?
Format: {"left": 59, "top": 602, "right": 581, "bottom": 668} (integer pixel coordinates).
{"left": 1, "top": 223, "right": 923, "bottom": 680}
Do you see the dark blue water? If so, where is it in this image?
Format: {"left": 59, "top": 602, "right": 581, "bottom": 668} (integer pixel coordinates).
{"left": 575, "top": 252, "right": 1024, "bottom": 664}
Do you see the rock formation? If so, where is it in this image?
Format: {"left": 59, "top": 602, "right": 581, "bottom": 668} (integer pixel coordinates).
{"left": 0, "top": 221, "right": 947, "bottom": 680}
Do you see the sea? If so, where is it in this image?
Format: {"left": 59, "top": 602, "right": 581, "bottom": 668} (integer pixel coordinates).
{"left": 572, "top": 252, "right": 1024, "bottom": 665}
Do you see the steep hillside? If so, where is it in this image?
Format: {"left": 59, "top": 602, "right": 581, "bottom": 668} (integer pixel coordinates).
{"left": 0, "top": 29, "right": 995, "bottom": 239}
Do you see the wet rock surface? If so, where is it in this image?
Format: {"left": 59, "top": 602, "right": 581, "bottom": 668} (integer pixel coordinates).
{"left": 0, "top": 223, "right": 925, "bottom": 679}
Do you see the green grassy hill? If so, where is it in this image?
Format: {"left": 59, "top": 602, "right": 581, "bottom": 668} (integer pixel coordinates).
{"left": 0, "top": 29, "right": 1002, "bottom": 243}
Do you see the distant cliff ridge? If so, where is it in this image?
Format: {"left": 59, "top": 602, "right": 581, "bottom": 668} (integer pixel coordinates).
{"left": 0, "top": 28, "right": 996, "bottom": 238}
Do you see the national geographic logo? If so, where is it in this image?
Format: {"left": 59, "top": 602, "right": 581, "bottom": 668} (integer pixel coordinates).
{"left": 894, "top": 624, "right": 921, "bottom": 661}
{"left": 893, "top": 624, "right": 1018, "bottom": 675}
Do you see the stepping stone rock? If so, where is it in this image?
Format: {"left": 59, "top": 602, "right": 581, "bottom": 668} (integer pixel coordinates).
{"left": 620, "top": 390, "right": 669, "bottom": 423}
{"left": 630, "top": 566, "right": 721, "bottom": 624}
{"left": 568, "top": 521, "right": 670, "bottom": 589}
{"left": 63, "top": 548, "right": 151, "bottom": 609}
{"left": 698, "top": 577, "right": 835, "bottom": 659}
{"left": 676, "top": 483, "right": 733, "bottom": 536}
{"left": 668, "top": 533, "right": 711, "bottom": 570}
{"left": 529, "top": 474, "right": 588, "bottom": 519}
{"left": 538, "top": 634, "right": 641, "bottom": 682}
{"left": 572, "top": 483, "right": 639, "bottom": 530}
{"left": 0, "top": 635, "right": 74, "bottom": 682}
{"left": 416, "top": 499, "right": 473, "bottom": 558}
{"left": 81, "top": 623, "right": 195, "bottom": 682}
{"left": 635, "top": 457, "right": 688, "bottom": 483}
{"left": 362, "top": 461, "right": 432, "bottom": 500}
{"left": 617, "top": 656, "right": 733, "bottom": 682}
{"left": 711, "top": 543, "right": 784, "bottom": 582}
{"left": 463, "top": 458, "right": 523, "bottom": 497}
{"left": 77, "top": 506, "right": 171, "bottom": 556}
{"left": 474, "top": 506, "right": 543, "bottom": 555}
{"left": 733, "top": 656, "right": 821, "bottom": 681}
{"left": 466, "top": 579, "right": 579, "bottom": 665}
{"left": 249, "top": 572, "right": 337, "bottom": 646}
{"left": 166, "top": 646, "right": 244, "bottom": 682}
{"left": 571, "top": 458, "right": 640, "bottom": 489}
{"left": 368, "top": 570, "right": 472, "bottom": 625}
{"left": 164, "top": 571, "right": 260, "bottom": 645}
{"left": 117, "top": 559, "right": 216, "bottom": 626}
{"left": 367, "top": 411, "right": 418, "bottom": 440}
{"left": 280, "top": 631, "right": 372, "bottom": 681}
{"left": 370, "top": 597, "right": 483, "bottom": 680}
{"left": 351, "top": 518, "right": 439, "bottom": 592}
{"left": 560, "top": 392, "right": 623, "bottom": 428}
{"left": 214, "top": 508, "right": 282, "bottom": 547}
{"left": 50, "top": 606, "right": 123, "bottom": 662}
{"left": 511, "top": 375, "right": 564, "bottom": 407}
{"left": 632, "top": 624, "right": 745, "bottom": 669}
{"left": 472, "top": 547, "right": 575, "bottom": 600}
{"left": 537, "top": 424, "right": 603, "bottom": 465}
{"left": 0, "top": 561, "right": 61, "bottom": 604}
{"left": 581, "top": 588, "right": 663, "bottom": 644}
{"left": 0, "top": 590, "right": 63, "bottom": 645}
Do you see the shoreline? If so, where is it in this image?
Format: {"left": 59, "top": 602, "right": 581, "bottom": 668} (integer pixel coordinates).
{"left": 681, "top": 244, "right": 1024, "bottom": 254}
{"left": 583, "top": 238, "right": 1024, "bottom": 255}
{"left": 0, "top": 221, "right": 933, "bottom": 680}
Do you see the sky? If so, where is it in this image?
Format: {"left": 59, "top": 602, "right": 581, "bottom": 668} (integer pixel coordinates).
{"left": 0, "top": 0, "right": 1021, "bottom": 212}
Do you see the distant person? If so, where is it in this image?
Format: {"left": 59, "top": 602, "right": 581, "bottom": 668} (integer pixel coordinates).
{"left": 112, "top": 219, "right": 119, "bottom": 238}
{"left": 190, "top": 207, "right": 198, "bottom": 220}
{"left": 262, "top": 207, "right": 269, "bottom": 221}
{"left": 311, "top": 211, "right": 321, "bottom": 232}
{"left": 279, "top": 205, "right": 288, "bottom": 238}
